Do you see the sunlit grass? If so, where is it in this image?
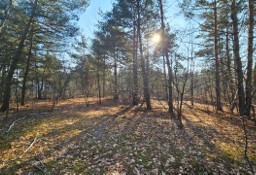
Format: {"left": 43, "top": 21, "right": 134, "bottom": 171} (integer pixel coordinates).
{"left": 0, "top": 97, "right": 255, "bottom": 174}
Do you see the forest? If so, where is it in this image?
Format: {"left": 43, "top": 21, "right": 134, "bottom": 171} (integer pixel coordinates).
{"left": 0, "top": 0, "right": 255, "bottom": 174}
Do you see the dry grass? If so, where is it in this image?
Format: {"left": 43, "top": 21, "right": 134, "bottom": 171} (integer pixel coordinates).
{"left": 0, "top": 97, "right": 255, "bottom": 174}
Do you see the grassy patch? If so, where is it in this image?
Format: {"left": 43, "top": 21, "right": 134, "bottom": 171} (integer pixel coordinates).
{"left": 1, "top": 98, "right": 255, "bottom": 174}
{"left": 217, "top": 142, "right": 244, "bottom": 163}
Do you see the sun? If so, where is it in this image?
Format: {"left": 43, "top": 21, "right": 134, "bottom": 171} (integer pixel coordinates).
{"left": 151, "top": 33, "right": 161, "bottom": 44}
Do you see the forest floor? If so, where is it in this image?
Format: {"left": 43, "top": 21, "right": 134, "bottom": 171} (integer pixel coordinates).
{"left": 0, "top": 97, "right": 255, "bottom": 175}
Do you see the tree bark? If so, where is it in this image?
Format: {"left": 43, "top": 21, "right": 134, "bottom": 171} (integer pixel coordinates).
{"left": 163, "top": 55, "right": 168, "bottom": 101}
{"left": 102, "top": 54, "right": 106, "bottom": 98}
{"left": 113, "top": 50, "right": 118, "bottom": 100}
{"left": 97, "top": 54, "right": 101, "bottom": 104}
{"left": 158, "top": 0, "right": 173, "bottom": 114}
{"left": 214, "top": 0, "right": 222, "bottom": 112}
{"left": 37, "top": 79, "right": 44, "bottom": 100}
{"left": 225, "top": 17, "right": 236, "bottom": 113}
{"left": 21, "top": 25, "right": 34, "bottom": 105}
{"left": 166, "top": 53, "right": 174, "bottom": 114}
{"left": 0, "top": 0, "right": 38, "bottom": 112}
{"left": 137, "top": 0, "right": 151, "bottom": 110}
{"left": 245, "top": 0, "right": 254, "bottom": 116}
{"left": 146, "top": 39, "right": 150, "bottom": 78}
{"left": 0, "top": 65, "right": 6, "bottom": 104}
{"left": 132, "top": 16, "right": 139, "bottom": 105}
{"left": 190, "top": 52, "right": 194, "bottom": 106}
{"left": 230, "top": 0, "right": 245, "bottom": 115}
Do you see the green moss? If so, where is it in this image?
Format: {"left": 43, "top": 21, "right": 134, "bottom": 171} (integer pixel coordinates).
{"left": 218, "top": 143, "right": 243, "bottom": 164}
{"left": 0, "top": 137, "right": 11, "bottom": 151}
{"left": 73, "top": 161, "right": 88, "bottom": 173}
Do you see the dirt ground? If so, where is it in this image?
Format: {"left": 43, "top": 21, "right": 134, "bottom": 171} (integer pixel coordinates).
{"left": 0, "top": 97, "right": 255, "bottom": 174}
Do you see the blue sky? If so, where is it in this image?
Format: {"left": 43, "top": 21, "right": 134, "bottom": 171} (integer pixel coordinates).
{"left": 74, "top": 0, "right": 200, "bottom": 69}
{"left": 66, "top": 0, "right": 195, "bottom": 66}
{"left": 77, "top": 0, "right": 187, "bottom": 40}
{"left": 78, "top": 0, "right": 113, "bottom": 40}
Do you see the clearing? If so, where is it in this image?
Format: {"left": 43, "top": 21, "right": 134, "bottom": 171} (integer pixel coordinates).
{"left": 0, "top": 98, "right": 255, "bottom": 174}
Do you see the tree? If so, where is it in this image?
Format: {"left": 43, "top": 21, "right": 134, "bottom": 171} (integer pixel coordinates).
{"left": 0, "top": 0, "right": 39, "bottom": 112}
{"left": 173, "top": 54, "right": 189, "bottom": 129}
{"left": 230, "top": 0, "right": 245, "bottom": 115}
{"left": 0, "top": 0, "right": 13, "bottom": 32}
{"left": 245, "top": 0, "right": 254, "bottom": 116}
{"left": 158, "top": 0, "right": 174, "bottom": 114}
{"left": 136, "top": 0, "right": 153, "bottom": 110}
{"left": 93, "top": 17, "right": 127, "bottom": 101}
{"left": 0, "top": 0, "right": 88, "bottom": 111}
{"left": 20, "top": 23, "right": 34, "bottom": 105}
{"left": 213, "top": 0, "right": 222, "bottom": 111}
{"left": 218, "top": 0, "right": 236, "bottom": 112}
{"left": 91, "top": 38, "right": 104, "bottom": 104}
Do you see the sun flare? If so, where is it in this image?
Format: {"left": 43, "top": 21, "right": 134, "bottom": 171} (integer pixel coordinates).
{"left": 151, "top": 33, "right": 161, "bottom": 44}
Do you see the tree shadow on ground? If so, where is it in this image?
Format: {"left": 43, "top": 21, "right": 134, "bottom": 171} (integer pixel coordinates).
{"left": 0, "top": 102, "right": 135, "bottom": 174}
{"left": 1, "top": 98, "right": 255, "bottom": 174}
{"left": 180, "top": 112, "right": 255, "bottom": 174}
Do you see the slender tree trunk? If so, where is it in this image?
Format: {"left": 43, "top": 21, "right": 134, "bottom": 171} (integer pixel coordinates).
{"left": 35, "top": 62, "right": 39, "bottom": 99}
{"left": 146, "top": 39, "right": 150, "bottom": 77}
{"left": 102, "top": 54, "right": 106, "bottom": 98}
{"left": 245, "top": 0, "right": 254, "bottom": 116}
{"left": 38, "top": 79, "right": 43, "bottom": 100}
{"left": 0, "top": 65, "right": 6, "bottom": 104}
{"left": 37, "top": 59, "right": 47, "bottom": 100}
{"left": 166, "top": 54, "right": 174, "bottom": 114}
{"left": 0, "top": 0, "right": 38, "bottom": 112}
{"left": 189, "top": 28, "right": 194, "bottom": 106}
{"left": 163, "top": 55, "right": 168, "bottom": 101}
{"left": 158, "top": 0, "right": 173, "bottom": 114}
{"left": 145, "top": 39, "right": 151, "bottom": 96}
{"left": 137, "top": 0, "right": 151, "bottom": 110}
{"left": 21, "top": 25, "right": 34, "bottom": 105}
{"left": 113, "top": 50, "right": 118, "bottom": 100}
{"left": 0, "top": 66, "right": 2, "bottom": 75}
{"left": 225, "top": 15, "right": 235, "bottom": 113}
{"left": 230, "top": 0, "right": 245, "bottom": 115}
{"left": 132, "top": 17, "right": 139, "bottom": 105}
{"left": 214, "top": 0, "right": 222, "bottom": 112}
{"left": 177, "top": 73, "right": 188, "bottom": 129}
{"left": 190, "top": 58, "right": 194, "bottom": 106}
{"left": 97, "top": 54, "right": 101, "bottom": 104}
{"left": 51, "top": 72, "right": 72, "bottom": 111}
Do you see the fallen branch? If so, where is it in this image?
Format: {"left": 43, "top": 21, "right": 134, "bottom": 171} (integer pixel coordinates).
{"left": 19, "top": 133, "right": 39, "bottom": 158}
{"left": 5, "top": 116, "right": 27, "bottom": 133}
